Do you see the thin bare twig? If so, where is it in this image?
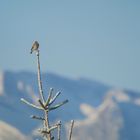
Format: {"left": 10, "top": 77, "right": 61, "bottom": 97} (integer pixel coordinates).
{"left": 30, "top": 115, "right": 45, "bottom": 121}
{"left": 49, "top": 124, "right": 58, "bottom": 132}
{"left": 49, "top": 91, "right": 61, "bottom": 105}
{"left": 68, "top": 120, "right": 74, "bottom": 140}
{"left": 44, "top": 111, "right": 52, "bottom": 140}
{"left": 36, "top": 50, "right": 45, "bottom": 103}
{"left": 38, "top": 99, "right": 46, "bottom": 110}
{"left": 20, "top": 98, "right": 42, "bottom": 110}
{"left": 37, "top": 50, "right": 52, "bottom": 140}
{"left": 49, "top": 100, "right": 68, "bottom": 111}
{"left": 45, "top": 88, "right": 53, "bottom": 107}
{"left": 58, "top": 121, "right": 61, "bottom": 140}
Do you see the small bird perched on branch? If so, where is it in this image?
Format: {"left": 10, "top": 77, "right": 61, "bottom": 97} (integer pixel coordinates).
{"left": 30, "top": 41, "right": 39, "bottom": 54}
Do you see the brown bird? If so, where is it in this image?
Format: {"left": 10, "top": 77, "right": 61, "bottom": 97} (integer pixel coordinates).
{"left": 30, "top": 41, "right": 39, "bottom": 54}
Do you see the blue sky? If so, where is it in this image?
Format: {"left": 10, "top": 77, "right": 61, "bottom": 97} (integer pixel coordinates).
{"left": 0, "top": 0, "right": 140, "bottom": 91}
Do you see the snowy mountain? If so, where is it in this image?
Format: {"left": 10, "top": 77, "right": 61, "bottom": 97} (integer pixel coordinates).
{"left": 0, "top": 71, "right": 140, "bottom": 140}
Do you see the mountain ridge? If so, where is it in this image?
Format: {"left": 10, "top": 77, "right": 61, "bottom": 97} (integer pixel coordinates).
{"left": 0, "top": 71, "right": 140, "bottom": 140}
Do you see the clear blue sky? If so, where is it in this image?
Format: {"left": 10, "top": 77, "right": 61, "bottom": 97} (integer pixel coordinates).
{"left": 0, "top": 0, "right": 140, "bottom": 91}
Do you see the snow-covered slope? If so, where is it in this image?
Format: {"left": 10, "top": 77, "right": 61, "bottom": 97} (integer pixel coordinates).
{"left": 0, "top": 71, "right": 140, "bottom": 140}
{"left": 0, "top": 121, "right": 31, "bottom": 140}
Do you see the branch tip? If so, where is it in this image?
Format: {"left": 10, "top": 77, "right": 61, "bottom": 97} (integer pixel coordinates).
{"left": 21, "top": 98, "right": 42, "bottom": 110}
{"left": 68, "top": 120, "right": 74, "bottom": 140}
{"left": 49, "top": 99, "right": 68, "bottom": 111}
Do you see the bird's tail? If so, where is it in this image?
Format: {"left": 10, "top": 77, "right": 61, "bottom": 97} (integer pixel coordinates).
{"left": 30, "top": 50, "right": 32, "bottom": 54}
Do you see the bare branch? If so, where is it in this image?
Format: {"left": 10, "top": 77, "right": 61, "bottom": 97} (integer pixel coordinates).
{"left": 49, "top": 91, "right": 61, "bottom": 105}
{"left": 44, "top": 111, "right": 52, "bottom": 140}
{"left": 30, "top": 115, "right": 45, "bottom": 121}
{"left": 38, "top": 128, "right": 48, "bottom": 134}
{"left": 68, "top": 120, "right": 74, "bottom": 140}
{"left": 38, "top": 99, "right": 46, "bottom": 110}
{"left": 45, "top": 88, "right": 53, "bottom": 107}
{"left": 49, "top": 124, "right": 58, "bottom": 132}
{"left": 49, "top": 100, "right": 68, "bottom": 111}
{"left": 20, "top": 98, "right": 42, "bottom": 110}
{"left": 36, "top": 50, "right": 45, "bottom": 103}
{"left": 58, "top": 121, "right": 61, "bottom": 140}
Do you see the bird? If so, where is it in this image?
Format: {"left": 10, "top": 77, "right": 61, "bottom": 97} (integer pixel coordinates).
{"left": 30, "top": 41, "right": 39, "bottom": 54}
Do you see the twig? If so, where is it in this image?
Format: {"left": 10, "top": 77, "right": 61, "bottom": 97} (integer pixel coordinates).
{"left": 45, "top": 88, "right": 53, "bottom": 107}
{"left": 36, "top": 50, "right": 45, "bottom": 103}
{"left": 49, "top": 91, "right": 61, "bottom": 105}
{"left": 30, "top": 115, "right": 45, "bottom": 121}
{"left": 58, "top": 121, "right": 61, "bottom": 140}
{"left": 36, "top": 49, "right": 51, "bottom": 140}
{"left": 44, "top": 111, "right": 52, "bottom": 140}
{"left": 68, "top": 120, "right": 74, "bottom": 140}
{"left": 20, "top": 98, "right": 42, "bottom": 110}
{"left": 49, "top": 124, "right": 58, "bottom": 132}
{"left": 38, "top": 99, "right": 46, "bottom": 110}
{"left": 49, "top": 100, "right": 68, "bottom": 111}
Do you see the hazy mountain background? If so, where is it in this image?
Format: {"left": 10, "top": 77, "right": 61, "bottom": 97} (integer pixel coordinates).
{"left": 0, "top": 71, "right": 140, "bottom": 140}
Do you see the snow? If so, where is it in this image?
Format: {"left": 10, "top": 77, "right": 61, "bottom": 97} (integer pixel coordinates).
{"left": 0, "top": 121, "right": 31, "bottom": 140}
